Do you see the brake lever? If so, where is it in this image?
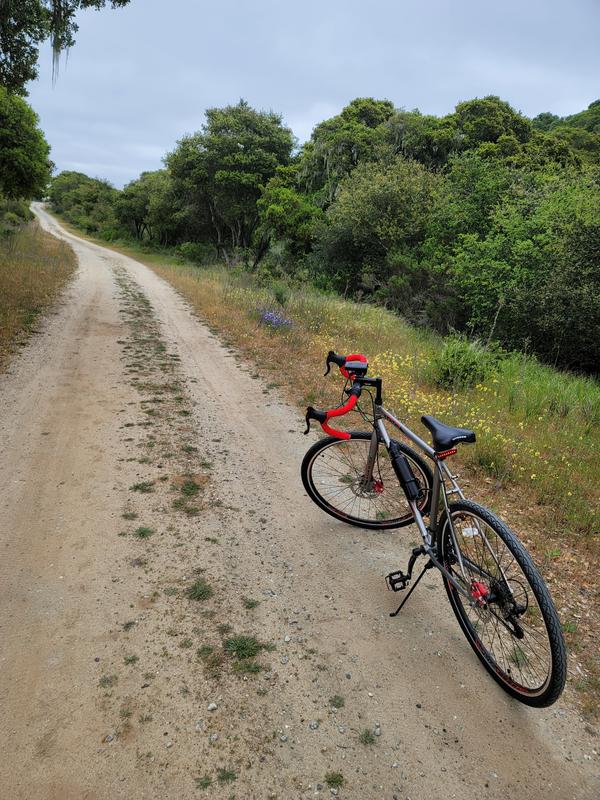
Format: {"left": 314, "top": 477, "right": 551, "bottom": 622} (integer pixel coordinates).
{"left": 304, "top": 409, "right": 312, "bottom": 434}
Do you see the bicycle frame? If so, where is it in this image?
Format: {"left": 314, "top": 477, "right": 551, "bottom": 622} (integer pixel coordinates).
{"left": 365, "top": 401, "right": 483, "bottom": 605}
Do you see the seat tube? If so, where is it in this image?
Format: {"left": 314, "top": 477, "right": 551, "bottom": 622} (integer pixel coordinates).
{"left": 429, "top": 466, "right": 442, "bottom": 533}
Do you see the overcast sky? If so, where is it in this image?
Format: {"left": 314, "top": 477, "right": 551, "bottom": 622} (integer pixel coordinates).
{"left": 27, "top": 0, "right": 600, "bottom": 187}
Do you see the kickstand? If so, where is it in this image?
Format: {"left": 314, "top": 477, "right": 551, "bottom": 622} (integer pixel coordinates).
{"left": 389, "top": 560, "right": 434, "bottom": 617}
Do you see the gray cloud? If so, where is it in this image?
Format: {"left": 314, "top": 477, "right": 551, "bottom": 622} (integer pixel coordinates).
{"left": 27, "top": 0, "right": 600, "bottom": 187}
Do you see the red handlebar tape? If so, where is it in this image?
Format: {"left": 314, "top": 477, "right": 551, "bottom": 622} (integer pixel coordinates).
{"left": 320, "top": 393, "right": 359, "bottom": 440}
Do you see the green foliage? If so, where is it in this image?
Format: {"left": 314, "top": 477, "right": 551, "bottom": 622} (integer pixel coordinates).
{"left": 0, "top": 194, "right": 32, "bottom": 234}
{"left": 167, "top": 99, "right": 294, "bottom": 253}
{"left": 0, "top": 1, "right": 131, "bottom": 94}
{"left": 257, "top": 176, "right": 323, "bottom": 257}
{"left": 313, "top": 156, "right": 440, "bottom": 319}
{"left": 385, "top": 109, "right": 462, "bottom": 168}
{"left": 47, "top": 93, "right": 600, "bottom": 375}
{"left": 175, "top": 241, "right": 216, "bottom": 266}
{"left": 49, "top": 170, "right": 119, "bottom": 234}
{"left": 453, "top": 95, "right": 532, "bottom": 148}
{"left": 428, "top": 335, "right": 501, "bottom": 390}
{"left": 186, "top": 578, "right": 213, "bottom": 601}
{"left": 299, "top": 97, "right": 395, "bottom": 203}
{"left": 0, "top": 87, "right": 51, "bottom": 198}
{"left": 224, "top": 635, "right": 262, "bottom": 659}
{"left": 325, "top": 772, "right": 344, "bottom": 788}
{"left": 449, "top": 169, "right": 600, "bottom": 372}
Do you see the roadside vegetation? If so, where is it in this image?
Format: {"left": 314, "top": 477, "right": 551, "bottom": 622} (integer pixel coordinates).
{"left": 0, "top": 222, "right": 76, "bottom": 367}
{"left": 48, "top": 95, "right": 600, "bottom": 376}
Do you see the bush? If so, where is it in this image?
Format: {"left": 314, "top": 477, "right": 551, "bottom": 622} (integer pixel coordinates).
{"left": 175, "top": 241, "right": 217, "bottom": 266}
{"left": 428, "top": 334, "right": 500, "bottom": 389}
{"left": 270, "top": 280, "right": 290, "bottom": 307}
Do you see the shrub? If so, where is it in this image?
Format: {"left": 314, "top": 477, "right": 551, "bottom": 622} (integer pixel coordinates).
{"left": 271, "top": 279, "right": 291, "bottom": 307}
{"left": 175, "top": 241, "right": 217, "bottom": 266}
{"left": 428, "top": 334, "right": 500, "bottom": 390}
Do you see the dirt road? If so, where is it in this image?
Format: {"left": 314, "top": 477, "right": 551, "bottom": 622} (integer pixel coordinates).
{"left": 0, "top": 205, "right": 597, "bottom": 799}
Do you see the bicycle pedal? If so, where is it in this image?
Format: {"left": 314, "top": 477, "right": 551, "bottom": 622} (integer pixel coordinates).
{"left": 386, "top": 570, "right": 410, "bottom": 592}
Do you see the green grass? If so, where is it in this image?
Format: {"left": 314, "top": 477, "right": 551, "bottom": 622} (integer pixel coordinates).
{"left": 242, "top": 597, "right": 260, "bottom": 609}
{"left": 123, "top": 654, "right": 138, "bottom": 665}
{"left": 130, "top": 481, "right": 155, "bottom": 493}
{"left": 358, "top": 729, "right": 376, "bottom": 745}
{"left": 181, "top": 479, "right": 200, "bottom": 497}
{"left": 232, "top": 660, "right": 262, "bottom": 674}
{"left": 224, "top": 635, "right": 262, "bottom": 659}
{"left": 194, "top": 775, "right": 212, "bottom": 789}
{"left": 216, "top": 768, "right": 237, "bottom": 784}
{"left": 325, "top": 772, "right": 344, "bottom": 788}
{"left": 187, "top": 578, "right": 214, "bottom": 601}
{"left": 329, "top": 694, "right": 345, "bottom": 709}
{"left": 134, "top": 526, "right": 154, "bottom": 538}
{"left": 98, "top": 674, "right": 118, "bottom": 689}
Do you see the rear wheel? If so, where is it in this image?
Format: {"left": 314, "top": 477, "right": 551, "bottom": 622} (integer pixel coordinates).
{"left": 301, "top": 431, "right": 432, "bottom": 529}
{"left": 438, "top": 500, "right": 566, "bottom": 706}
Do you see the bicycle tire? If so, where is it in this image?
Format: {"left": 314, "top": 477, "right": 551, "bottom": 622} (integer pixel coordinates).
{"left": 301, "top": 431, "right": 432, "bottom": 530}
{"left": 438, "top": 499, "right": 567, "bottom": 707}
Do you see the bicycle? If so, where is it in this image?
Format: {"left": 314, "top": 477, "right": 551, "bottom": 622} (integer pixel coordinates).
{"left": 301, "top": 350, "right": 567, "bottom": 707}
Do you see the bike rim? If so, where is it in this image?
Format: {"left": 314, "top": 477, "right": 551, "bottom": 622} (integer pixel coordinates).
{"left": 444, "top": 511, "right": 553, "bottom": 696}
{"left": 308, "top": 438, "right": 428, "bottom": 525}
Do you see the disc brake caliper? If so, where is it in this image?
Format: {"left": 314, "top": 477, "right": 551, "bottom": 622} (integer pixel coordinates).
{"left": 470, "top": 580, "right": 489, "bottom": 606}
{"left": 373, "top": 480, "right": 384, "bottom": 494}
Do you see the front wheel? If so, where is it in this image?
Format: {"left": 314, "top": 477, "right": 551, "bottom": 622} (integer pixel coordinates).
{"left": 438, "top": 500, "right": 567, "bottom": 707}
{"left": 301, "top": 431, "right": 432, "bottom": 530}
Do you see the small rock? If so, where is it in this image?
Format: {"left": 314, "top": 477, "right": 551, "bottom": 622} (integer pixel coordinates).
{"left": 284, "top": 635, "right": 291, "bottom": 643}
{"left": 374, "top": 727, "right": 382, "bottom": 737}
{"left": 207, "top": 702, "right": 218, "bottom": 712}
{"left": 195, "top": 720, "right": 204, "bottom": 732}
{"left": 309, "top": 720, "right": 319, "bottom": 730}
{"left": 345, "top": 673, "right": 351, "bottom": 679}
{"left": 331, "top": 790, "right": 338, "bottom": 796}
{"left": 165, "top": 741, "right": 173, "bottom": 748}
{"left": 280, "top": 734, "right": 288, "bottom": 742}
{"left": 338, "top": 726, "right": 345, "bottom": 734}
{"left": 209, "top": 733, "right": 219, "bottom": 743}
{"left": 280, "top": 655, "right": 289, "bottom": 665}
{"left": 104, "top": 734, "right": 114, "bottom": 743}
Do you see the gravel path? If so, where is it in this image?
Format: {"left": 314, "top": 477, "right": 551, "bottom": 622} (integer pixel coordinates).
{"left": 0, "top": 204, "right": 596, "bottom": 799}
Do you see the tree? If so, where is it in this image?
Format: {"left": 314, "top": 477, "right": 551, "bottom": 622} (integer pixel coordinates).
{"left": 0, "top": 0, "right": 131, "bottom": 94}
{"left": 385, "top": 109, "right": 462, "bottom": 169}
{"left": 299, "top": 98, "right": 395, "bottom": 204}
{"left": 452, "top": 96, "right": 532, "bottom": 148}
{"left": 449, "top": 168, "right": 600, "bottom": 371}
{"left": 0, "top": 85, "right": 51, "bottom": 197}
{"left": 256, "top": 165, "right": 322, "bottom": 258}
{"left": 49, "top": 169, "right": 118, "bottom": 233}
{"left": 167, "top": 100, "right": 294, "bottom": 255}
{"left": 313, "top": 156, "right": 440, "bottom": 309}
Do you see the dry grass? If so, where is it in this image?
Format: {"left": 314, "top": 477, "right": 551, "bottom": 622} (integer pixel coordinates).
{"left": 0, "top": 223, "right": 76, "bottom": 368}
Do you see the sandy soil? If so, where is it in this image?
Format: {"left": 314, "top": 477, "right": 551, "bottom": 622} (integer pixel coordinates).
{"left": 0, "top": 204, "right": 597, "bottom": 799}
